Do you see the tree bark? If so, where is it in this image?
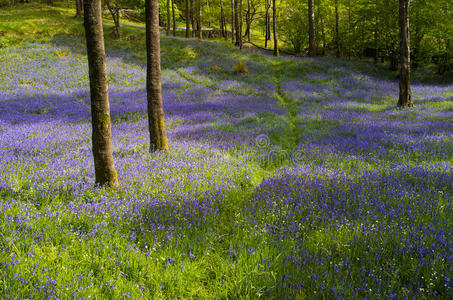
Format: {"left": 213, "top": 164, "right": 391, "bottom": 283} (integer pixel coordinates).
{"left": 397, "top": 0, "right": 412, "bottom": 107}
{"left": 246, "top": 0, "right": 251, "bottom": 42}
{"left": 272, "top": 0, "right": 278, "bottom": 56}
{"left": 239, "top": 0, "right": 243, "bottom": 48}
{"left": 146, "top": 0, "right": 170, "bottom": 152}
{"left": 172, "top": 0, "right": 176, "bottom": 36}
{"left": 83, "top": 0, "right": 118, "bottom": 187}
{"left": 234, "top": 0, "right": 240, "bottom": 46}
{"left": 220, "top": 0, "right": 226, "bottom": 39}
{"left": 335, "top": 0, "right": 340, "bottom": 57}
{"left": 265, "top": 0, "right": 269, "bottom": 48}
{"left": 198, "top": 0, "right": 202, "bottom": 39}
{"left": 186, "top": 0, "right": 190, "bottom": 38}
{"left": 231, "top": 0, "right": 235, "bottom": 43}
{"left": 106, "top": 0, "right": 120, "bottom": 39}
{"left": 191, "top": 0, "right": 195, "bottom": 37}
{"left": 308, "top": 0, "right": 316, "bottom": 57}
{"left": 75, "top": 0, "right": 83, "bottom": 18}
{"left": 166, "top": 0, "right": 171, "bottom": 35}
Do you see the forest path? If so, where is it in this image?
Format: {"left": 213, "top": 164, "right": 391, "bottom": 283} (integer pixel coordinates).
{"left": 272, "top": 62, "right": 300, "bottom": 148}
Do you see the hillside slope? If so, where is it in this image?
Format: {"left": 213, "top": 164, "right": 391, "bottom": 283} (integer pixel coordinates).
{"left": 0, "top": 3, "right": 452, "bottom": 299}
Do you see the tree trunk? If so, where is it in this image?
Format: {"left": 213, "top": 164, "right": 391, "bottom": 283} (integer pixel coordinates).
{"left": 146, "top": 0, "right": 170, "bottom": 152}
{"left": 374, "top": 0, "right": 378, "bottom": 64}
{"left": 320, "top": 13, "right": 325, "bottom": 56}
{"left": 191, "top": 0, "right": 195, "bottom": 37}
{"left": 75, "top": 0, "right": 83, "bottom": 18}
{"left": 220, "top": 0, "right": 225, "bottom": 37}
{"left": 397, "top": 0, "right": 412, "bottom": 107}
{"left": 239, "top": 0, "right": 243, "bottom": 48}
{"left": 246, "top": 0, "right": 251, "bottom": 42}
{"left": 198, "top": 0, "right": 202, "bottom": 39}
{"left": 172, "top": 0, "right": 176, "bottom": 36}
{"left": 83, "top": 0, "right": 118, "bottom": 187}
{"left": 234, "top": 0, "right": 240, "bottom": 46}
{"left": 231, "top": 0, "right": 235, "bottom": 43}
{"left": 166, "top": 0, "right": 171, "bottom": 35}
{"left": 186, "top": 0, "right": 190, "bottom": 38}
{"left": 272, "top": 0, "right": 278, "bottom": 56}
{"left": 265, "top": 0, "right": 269, "bottom": 48}
{"left": 308, "top": 0, "right": 316, "bottom": 57}
{"left": 335, "top": 0, "right": 340, "bottom": 57}
{"left": 106, "top": 0, "right": 120, "bottom": 39}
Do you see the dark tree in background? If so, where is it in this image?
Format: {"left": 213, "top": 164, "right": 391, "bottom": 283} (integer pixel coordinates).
{"left": 191, "top": 0, "right": 195, "bottom": 37}
{"left": 186, "top": 0, "right": 190, "bottom": 37}
{"left": 145, "top": 0, "right": 170, "bottom": 152}
{"left": 398, "top": 0, "right": 412, "bottom": 107}
{"left": 83, "top": 0, "right": 118, "bottom": 187}
{"left": 231, "top": 0, "right": 235, "bottom": 44}
{"left": 166, "top": 0, "right": 171, "bottom": 35}
{"left": 105, "top": 0, "right": 121, "bottom": 39}
{"left": 272, "top": 0, "right": 278, "bottom": 56}
{"left": 198, "top": 0, "right": 202, "bottom": 39}
{"left": 335, "top": 0, "right": 340, "bottom": 58}
{"left": 234, "top": 0, "right": 240, "bottom": 46}
{"left": 172, "top": 0, "right": 176, "bottom": 36}
{"left": 264, "top": 0, "right": 270, "bottom": 48}
{"left": 75, "top": 0, "right": 83, "bottom": 18}
{"left": 308, "top": 0, "right": 316, "bottom": 57}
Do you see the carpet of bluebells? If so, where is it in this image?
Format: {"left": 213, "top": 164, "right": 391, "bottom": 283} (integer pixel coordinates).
{"left": 0, "top": 35, "right": 452, "bottom": 299}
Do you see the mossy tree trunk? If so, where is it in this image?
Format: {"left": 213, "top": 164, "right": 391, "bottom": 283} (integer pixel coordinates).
{"left": 398, "top": 0, "right": 413, "bottom": 107}
{"left": 83, "top": 0, "right": 118, "bottom": 187}
{"left": 146, "top": 0, "right": 170, "bottom": 152}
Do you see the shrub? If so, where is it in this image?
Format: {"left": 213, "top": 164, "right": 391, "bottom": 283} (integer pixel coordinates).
{"left": 233, "top": 61, "right": 248, "bottom": 74}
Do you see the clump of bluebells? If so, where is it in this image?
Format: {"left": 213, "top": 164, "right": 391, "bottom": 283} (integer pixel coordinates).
{"left": 0, "top": 31, "right": 452, "bottom": 299}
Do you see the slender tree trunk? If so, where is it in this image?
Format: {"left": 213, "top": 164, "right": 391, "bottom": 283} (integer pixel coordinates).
{"left": 234, "top": 0, "right": 240, "bottom": 46}
{"left": 172, "top": 0, "right": 176, "bottom": 36}
{"left": 320, "top": 13, "right": 325, "bottom": 56}
{"left": 246, "top": 0, "right": 251, "bottom": 42}
{"left": 191, "top": 0, "right": 195, "bottom": 37}
{"left": 231, "top": 0, "right": 235, "bottom": 43}
{"left": 166, "top": 0, "right": 171, "bottom": 35}
{"left": 239, "top": 0, "right": 243, "bottom": 48}
{"left": 220, "top": 0, "right": 227, "bottom": 39}
{"left": 75, "top": 0, "right": 83, "bottom": 18}
{"left": 146, "top": 0, "right": 170, "bottom": 152}
{"left": 207, "top": 0, "right": 210, "bottom": 27}
{"left": 105, "top": 0, "right": 120, "bottom": 39}
{"left": 374, "top": 0, "right": 378, "bottom": 64}
{"left": 83, "top": 0, "right": 118, "bottom": 187}
{"left": 308, "top": 0, "right": 316, "bottom": 57}
{"left": 335, "top": 0, "right": 340, "bottom": 57}
{"left": 264, "top": 0, "right": 270, "bottom": 48}
{"left": 186, "top": 0, "right": 190, "bottom": 37}
{"left": 198, "top": 0, "right": 202, "bottom": 39}
{"left": 272, "top": 0, "right": 278, "bottom": 56}
{"left": 397, "top": 0, "right": 412, "bottom": 107}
